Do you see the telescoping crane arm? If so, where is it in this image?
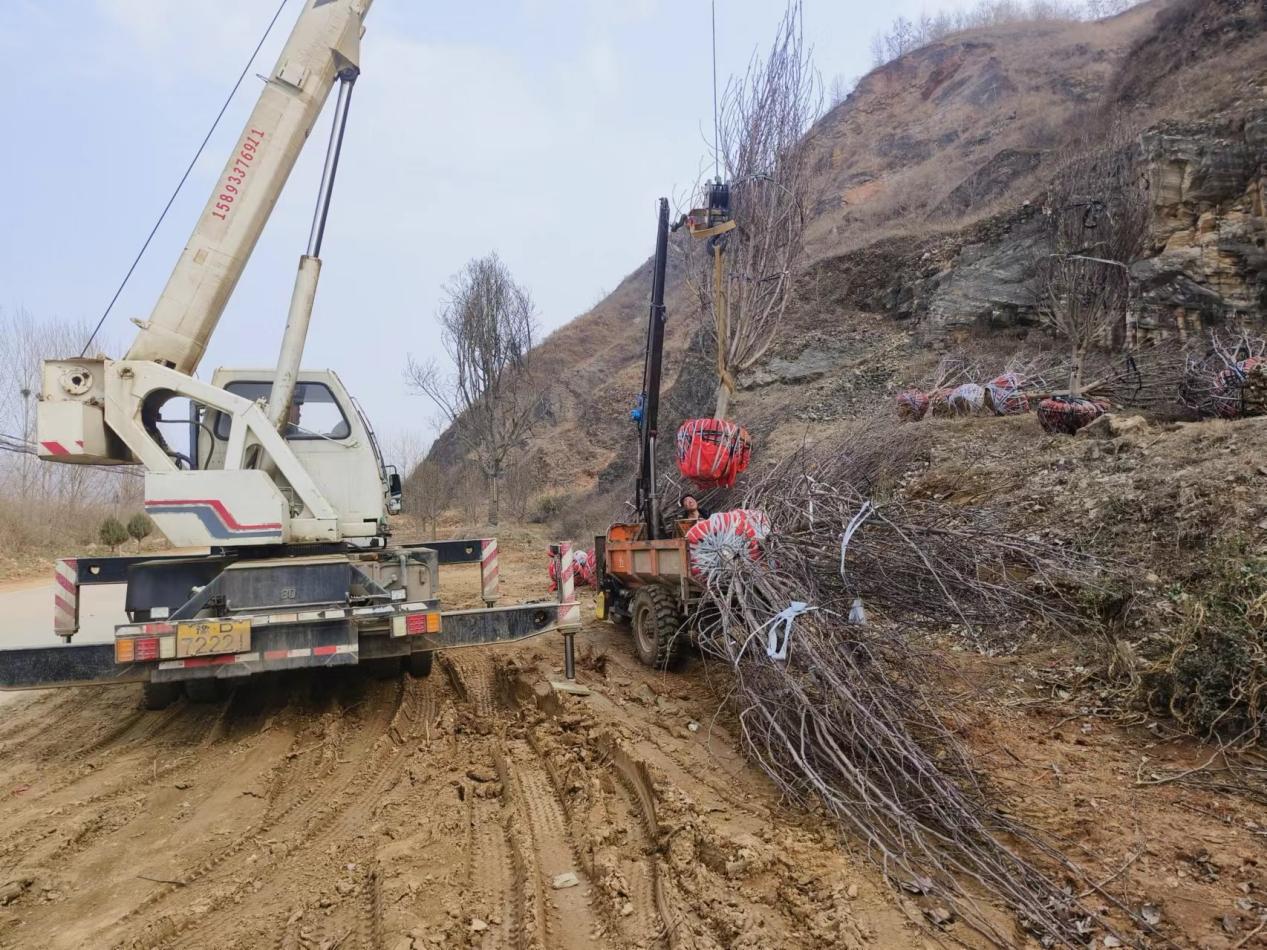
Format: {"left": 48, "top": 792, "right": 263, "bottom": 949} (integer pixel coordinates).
{"left": 126, "top": 0, "right": 374, "bottom": 377}
{"left": 633, "top": 198, "right": 671, "bottom": 540}
{"left": 37, "top": 0, "right": 389, "bottom": 548}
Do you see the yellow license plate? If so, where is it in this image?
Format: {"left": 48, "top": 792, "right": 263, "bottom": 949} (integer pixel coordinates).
{"left": 176, "top": 620, "right": 251, "bottom": 659}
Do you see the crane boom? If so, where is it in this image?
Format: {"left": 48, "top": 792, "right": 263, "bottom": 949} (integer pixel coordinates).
{"left": 125, "top": 0, "right": 373, "bottom": 375}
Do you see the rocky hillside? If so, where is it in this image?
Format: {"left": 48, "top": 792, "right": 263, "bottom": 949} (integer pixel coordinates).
{"left": 422, "top": 0, "right": 1267, "bottom": 529}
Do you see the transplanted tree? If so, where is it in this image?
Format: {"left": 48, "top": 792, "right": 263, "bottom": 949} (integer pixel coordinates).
{"left": 127, "top": 512, "right": 154, "bottom": 552}
{"left": 685, "top": 1, "right": 818, "bottom": 419}
{"left": 406, "top": 254, "right": 539, "bottom": 526}
{"left": 1036, "top": 135, "right": 1150, "bottom": 396}
{"left": 99, "top": 516, "right": 128, "bottom": 552}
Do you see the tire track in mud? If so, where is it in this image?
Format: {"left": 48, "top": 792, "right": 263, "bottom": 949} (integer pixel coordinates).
{"left": 0, "top": 689, "right": 90, "bottom": 746}
{"left": 443, "top": 653, "right": 500, "bottom": 717}
{"left": 598, "top": 735, "right": 685, "bottom": 950}
{"left": 526, "top": 724, "right": 672, "bottom": 950}
{"left": 502, "top": 737, "right": 607, "bottom": 950}
{"left": 100, "top": 679, "right": 405, "bottom": 947}
{"left": 0, "top": 689, "right": 137, "bottom": 766}
{"left": 0, "top": 701, "right": 236, "bottom": 872}
{"left": 465, "top": 759, "right": 519, "bottom": 949}
{"left": 132, "top": 677, "right": 420, "bottom": 950}
{"left": 360, "top": 861, "right": 386, "bottom": 950}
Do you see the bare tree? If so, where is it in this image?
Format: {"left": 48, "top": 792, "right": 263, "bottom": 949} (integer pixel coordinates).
{"left": 686, "top": 2, "right": 818, "bottom": 419}
{"left": 1036, "top": 136, "right": 1149, "bottom": 395}
{"left": 406, "top": 254, "right": 538, "bottom": 525}
{"left": 403, "top": 458, "right": 450, "bottom": 539}
{"left": 827, "top": 74, "right": 856, "bottom": 106}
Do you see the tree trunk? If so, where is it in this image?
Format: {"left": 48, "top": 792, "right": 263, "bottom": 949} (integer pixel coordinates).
{"left": 1070, "top": 344, "right": 1086, "bottom": 398}
{"left": 487, "top": 472, "right": 500, "bottom": 526}
{"left": 713, "top": 382, "right": 731, "bottom": 420}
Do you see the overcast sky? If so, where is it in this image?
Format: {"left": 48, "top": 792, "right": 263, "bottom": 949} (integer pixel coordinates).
{"left": 5, "top": 0, "right": 984, "bottom": 450}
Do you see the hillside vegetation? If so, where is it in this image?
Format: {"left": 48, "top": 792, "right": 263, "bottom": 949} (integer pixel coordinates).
{"left": 420, "top": 0, "right": 1267, "bottom": 532}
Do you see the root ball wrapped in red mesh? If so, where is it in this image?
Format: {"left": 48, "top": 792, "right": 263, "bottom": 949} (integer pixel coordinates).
{"left": 546, "top": 547, "right": 596, "bottom": 590}
{"left": 1036, "top": 396, "right": 1108, "bottom": 435}
{"left": 685, "top": 509, "right": 770, "bottom": 578}
{"left": 1213, "top": 356, "right": 1265, "bottom": 418}
{"left": 675, "top": 418, "right": 752, "bottom": 489}
{"left": 896, "top": 390, "right": 930, "bottom": 421}
{"left": 985, "top": 373, "right": 1030, "bottom": 415}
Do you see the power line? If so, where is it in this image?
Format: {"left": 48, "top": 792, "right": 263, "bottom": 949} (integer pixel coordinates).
{"left": 79, "top": 0, "right": 294, "bottom": 357}
{"left": 711, "top": 0, "right": 720, "bottom": 180}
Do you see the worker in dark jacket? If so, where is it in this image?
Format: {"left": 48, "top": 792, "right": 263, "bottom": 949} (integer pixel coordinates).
{"left": 679, "top": 493, "right": 710, "bottom": 524}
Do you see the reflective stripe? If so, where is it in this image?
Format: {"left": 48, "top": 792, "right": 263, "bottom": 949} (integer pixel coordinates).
{"left": 480, "top": 539, "right": 500, "bottom": 603}
{"left": 157, "top": 644, "right": 353, "bottom": 671}
{"left": 53, "top": 559, "right": 79, "bottom": 635}
{"left": 557, "top": 541, "right": 579, "bottom": 629}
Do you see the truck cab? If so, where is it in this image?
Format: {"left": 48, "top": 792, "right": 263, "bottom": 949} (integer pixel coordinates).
{"left": 192, "top": 368, "right": 399, "bottom": 541}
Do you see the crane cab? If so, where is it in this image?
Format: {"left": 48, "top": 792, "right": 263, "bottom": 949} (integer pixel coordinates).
{"left": 185, "top": 368, "right": 397, "bottom": 543}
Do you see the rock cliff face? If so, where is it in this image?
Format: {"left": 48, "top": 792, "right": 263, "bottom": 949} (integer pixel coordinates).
{"left": 816, "top": 103, "right": 1267, "bottom": 345}
{"left": 1134, "top": 107, "right": 1267, "bottom": 336}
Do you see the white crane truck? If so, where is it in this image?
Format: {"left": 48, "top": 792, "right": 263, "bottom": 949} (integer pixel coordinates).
{"left": 0, "top": 0, "right": 581, "bottom": 708}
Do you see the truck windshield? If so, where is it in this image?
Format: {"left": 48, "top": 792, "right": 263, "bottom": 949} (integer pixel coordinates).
{"left": 214, "top": 381, "right": 351, "bottom": 441}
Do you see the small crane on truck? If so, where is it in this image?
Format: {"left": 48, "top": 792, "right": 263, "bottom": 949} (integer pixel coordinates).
{"left": 0, "top": 0, "right": 581, "bottom": 707}
{"left": 595, "top": 199, "right": 701, "bottom": 669}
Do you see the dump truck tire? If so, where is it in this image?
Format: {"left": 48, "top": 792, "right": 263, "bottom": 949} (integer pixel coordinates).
{"left": 405, "top": 651, "right": 433, "bottom": 678}
{"left": 631, "top": 586, "right": 682, "bottom": 669}
{"left": 142, "top": 680, "right": 181, "bottom": 711}
{"left": 184, "top": 679, "right": 226, "bottom": 703}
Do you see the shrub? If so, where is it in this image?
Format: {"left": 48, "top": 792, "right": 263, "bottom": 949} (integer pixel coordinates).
{"left": 98, "top": 516, "right": 128, "bottom": 552}
{"left": 527, "top": 493, "right": 568, "bottom": 524}
{"left": 1134, "top": 542, "right": 1267, "bottom": 742}
{"left": 126, "top": 513, "right": 154, "bottom": 551}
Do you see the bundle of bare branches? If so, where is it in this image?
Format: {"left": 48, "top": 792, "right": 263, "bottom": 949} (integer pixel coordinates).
{"left": 1179, "top": 330, "right": 1267, "bottom": 418}
{"left": 689, "top": 431, "right": 1145, "bottom": 946}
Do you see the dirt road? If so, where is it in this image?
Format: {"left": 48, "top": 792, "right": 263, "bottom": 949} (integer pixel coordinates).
{"left": 0, "top": 576, "right": 125, "bottom": 649}
{"left": 0, "top": 554, "right": 915, "bottom": 950}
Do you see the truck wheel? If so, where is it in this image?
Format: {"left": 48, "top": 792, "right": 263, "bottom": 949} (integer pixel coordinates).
{"left": 184, "top": 679, "right": 227, "bottom": 703}
{"left": 404, "top": 652, "right": 434, "bottom": 679}
{"left": 630, "top": 586, "right": 682, "bottom": 670}
{"left": 142, "top": 680, "right": 181, "bottom": 711}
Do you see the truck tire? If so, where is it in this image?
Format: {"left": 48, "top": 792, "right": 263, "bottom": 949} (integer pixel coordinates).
{"left": 184, "top": 678, "right": 227, "bottom": 703}
{"left": 142, "top": 680, "right": 181, "bottom": 711}
{"left": 630, "top": 586, "right": 682, "bottom": 670}
{"left": 404, "top": 651, "right": 434, "bottom": 679}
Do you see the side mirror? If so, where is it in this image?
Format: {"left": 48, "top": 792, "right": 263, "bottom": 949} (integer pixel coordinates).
{"left": 385, "top": 466, "right": 403, "bottom": 515}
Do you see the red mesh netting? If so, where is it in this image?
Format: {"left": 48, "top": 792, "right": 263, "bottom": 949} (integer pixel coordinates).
{"left": 1213, "top": 356, "right": 1265, "bottom": 418}
{"left": 1036, "top": 396, "right": 1109, "bottom": 435}
{"left": 896, "top": 390, "right": 930, "bottom": 422}
{"left": 685, "top": 509, "right": 770, "bottom": 578}
{"left": 546, "top": 547, "right": 596, "bottom": 591}
{"left": 985, "top": 373, "right": 1030, "bottom": 415}
{"left": 675, "top": 418, "right": 752, "bottom": 489}
{"left": 928, "top": 387, "right": 957, "bottom": 418}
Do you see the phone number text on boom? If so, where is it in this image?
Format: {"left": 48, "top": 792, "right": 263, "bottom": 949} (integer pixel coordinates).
{"left": 211, "top": 129, "right": 266, "bottom": 221}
